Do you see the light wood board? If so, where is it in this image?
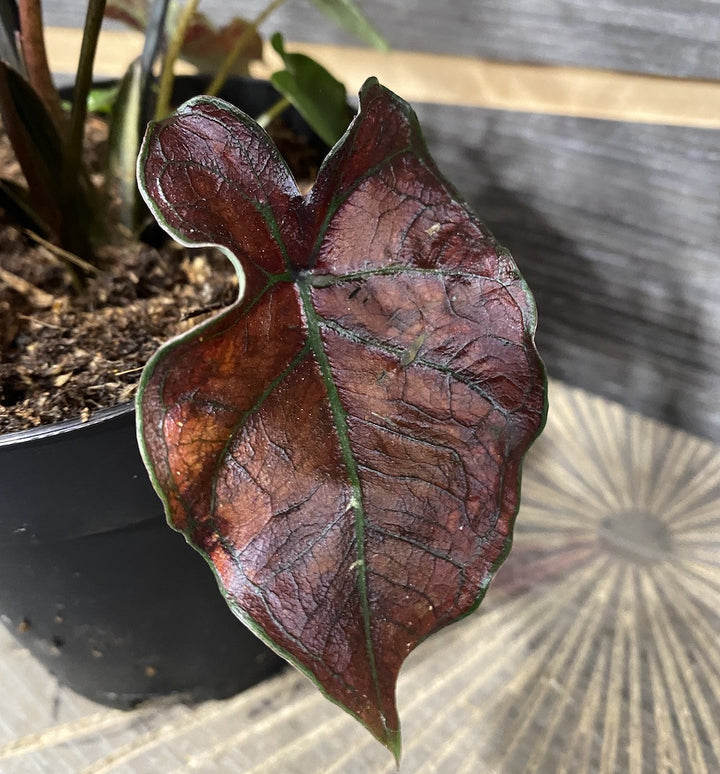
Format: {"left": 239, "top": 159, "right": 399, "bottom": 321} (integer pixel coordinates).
{"left": 46, "top": 0, "right": 720, "bottom": 80}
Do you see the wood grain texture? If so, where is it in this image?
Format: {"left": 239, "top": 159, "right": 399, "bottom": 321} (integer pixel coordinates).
{"left": 46, "top": 0, "right": 720, "bottom": 79}
{"left": 2, "top": 382, "right": 718, "bottom": 772}
{"left": 411, "top": 102, "right": 720, "bottom": 441}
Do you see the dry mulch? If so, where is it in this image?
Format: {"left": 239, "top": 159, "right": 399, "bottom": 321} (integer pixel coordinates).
{"left": 0, "top": 222, "right": 238, "bottom": 434}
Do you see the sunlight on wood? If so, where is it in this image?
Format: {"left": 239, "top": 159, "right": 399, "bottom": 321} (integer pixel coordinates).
{"left": 45, "top": 28, "right": 720, "bottom": 128}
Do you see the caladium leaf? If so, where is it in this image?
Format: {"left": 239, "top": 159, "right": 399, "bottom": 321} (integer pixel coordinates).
{"left": 137, "top": 78, "right": 546, "bottom": 759}
{"left": 270, "top": 33, "right": 352, "bottom": 147}
{"left": 181, "top": 14, "right": 262, "bottom": 75}
{"left": 309, "top": 0, "right": 389, "bottom": 51}
{"left": 106, "top": 1, "right": 262, "bottom": 74}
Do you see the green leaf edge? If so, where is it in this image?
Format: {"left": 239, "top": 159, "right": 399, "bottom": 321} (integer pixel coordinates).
{"left": 135, "top": 77, "right": 548, "bottom": 764}
{"left": 308, "top": 0, "right": 390, "bottom": 51}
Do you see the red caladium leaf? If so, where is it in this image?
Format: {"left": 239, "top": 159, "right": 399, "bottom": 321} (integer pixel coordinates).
{"left": 180, "top": 15, "right": 263, "bottom": 75}
{"left": 137, "top": 78, "right": 546, "bottom": 759}
{"left": 105, "top": 2, "right": 262, "bottom": 73}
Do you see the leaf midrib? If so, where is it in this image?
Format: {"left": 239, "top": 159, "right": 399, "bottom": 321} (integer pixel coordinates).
{"left": 295, "top": 274, "right": 387, "bottom": 731}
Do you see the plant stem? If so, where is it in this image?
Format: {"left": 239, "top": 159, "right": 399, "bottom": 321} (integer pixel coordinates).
{"left": 62, "top": 0, "right": 106, "bottom": 259}
{"left": 65, "top": 0, "right": 106, "bottom": 190}
{"left": 256, "top": 96, "right": 291, "bottom": 129}
{"left": 206, "top": 0, "right": 288, "bottom": 97}
{"left": 18, "top": 0, "right": 65, "bottom": 131}
{"left": 154, "top": 0, "right": 200, "bottom": 120}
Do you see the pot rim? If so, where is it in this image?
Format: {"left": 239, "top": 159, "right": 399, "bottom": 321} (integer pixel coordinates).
{"left": 0, "top": 400, "right": 135, "bottom": 448}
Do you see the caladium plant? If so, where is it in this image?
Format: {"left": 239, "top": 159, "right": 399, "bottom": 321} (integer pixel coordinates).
{"left": 136, "top": 78, "right": 547, "bottom": 760}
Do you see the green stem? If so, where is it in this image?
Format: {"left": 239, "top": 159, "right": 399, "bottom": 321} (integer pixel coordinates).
{"left": 154, "top": 0, "right": 201, "bottom": 120}
{"left": 65, "top": 0, "right": 106, "bottom": 190}
{"left": 206, "top": 0, "right": 288, "bottom": 97}
{"left": 18, "top": 0, "right": 65, "bottom": 131}
{"left": 256, "top": 96, "right": 291, "bottom": 129}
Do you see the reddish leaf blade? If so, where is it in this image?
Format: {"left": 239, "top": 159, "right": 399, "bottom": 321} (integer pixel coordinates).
{"left": 139, "top": 96, "right": 306, "bottom": 297}
{"left": 181, "top": 15, "right": 262, "bottom": 75}
{"left": 137, "top": 78, "right": 546, "bottom": 758}
{"left": 106, "top": 2, "right": 262, "bottom": 73}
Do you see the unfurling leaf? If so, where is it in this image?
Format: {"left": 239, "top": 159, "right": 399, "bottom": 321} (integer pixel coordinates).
{"left": 107, "top": 59, "right": 144, "bottom": 230}
{"left": 137, "top": 78, "right": 546, "bottom": 760}
{"left": 309, "top": 0, "right": 389, "bottom": 51}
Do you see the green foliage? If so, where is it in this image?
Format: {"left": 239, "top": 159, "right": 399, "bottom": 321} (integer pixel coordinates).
{"left": 270, "top": 33, "right": 352, "bottom": 147}
{"left": 309, "top": 0, "right": 389, "bottom": 50}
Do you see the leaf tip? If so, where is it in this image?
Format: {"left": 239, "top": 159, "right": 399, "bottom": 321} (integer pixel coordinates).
{"left": 385, "top": 726, "right": 402, "bottom": 767}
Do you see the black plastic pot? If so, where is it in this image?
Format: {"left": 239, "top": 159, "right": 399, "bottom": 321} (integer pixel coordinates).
{"left": 0, "top": 77, "right": 331, "bottom": 708}
{"left": 0, "top": 404, "right": 284, "bottom": 708}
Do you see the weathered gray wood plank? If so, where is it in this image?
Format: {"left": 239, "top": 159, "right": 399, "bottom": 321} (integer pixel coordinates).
{"left": 411, "top": 102, "right": 720, "bottom": 440}
{"left": 47, "top": 0, "right": 720, "bottom": 80}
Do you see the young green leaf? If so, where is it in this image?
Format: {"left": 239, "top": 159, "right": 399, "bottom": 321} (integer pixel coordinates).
{"left": 137, "top": 78, "right": 546, "bottom": 759}
{"left": 309, "top": 0, "right": 389, "bottom": 51}
{"left": 85, "top": 83, "right": 121, "bottom": 114}
{"left": 270, "top": 33, "right": 352, "bottom": 147}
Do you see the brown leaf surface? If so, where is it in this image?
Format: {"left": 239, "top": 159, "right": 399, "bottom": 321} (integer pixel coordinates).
{"left": 137, "top": 78, "right": 546, "bottom": 758}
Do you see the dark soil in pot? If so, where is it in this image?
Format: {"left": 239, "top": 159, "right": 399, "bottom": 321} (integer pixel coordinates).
{"left": 0, "top": 76, "right": 330, "bottom": 708}
{"left": 0, "top": 76, "right": 326, "bottom": 433}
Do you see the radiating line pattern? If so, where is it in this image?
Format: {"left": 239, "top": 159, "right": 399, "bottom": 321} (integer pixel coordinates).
{"left": 445, "top": 382, "right": 720, "bottom": 774}
{"left": 0, "top": 381, "right": 718, "bottom": 772}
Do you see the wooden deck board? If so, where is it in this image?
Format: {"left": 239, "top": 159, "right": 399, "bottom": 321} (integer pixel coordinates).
{"left": 47, "top": 0, "right": 720, "bottom": 80}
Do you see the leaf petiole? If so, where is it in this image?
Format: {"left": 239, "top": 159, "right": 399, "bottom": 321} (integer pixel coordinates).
{"left": 255, "top": 96, "right": 292, "bottom": 129}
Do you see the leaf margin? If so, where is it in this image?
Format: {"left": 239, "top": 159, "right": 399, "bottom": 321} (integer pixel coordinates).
{"left": 135, "top": 78, "right": 547, "bottom": 762}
